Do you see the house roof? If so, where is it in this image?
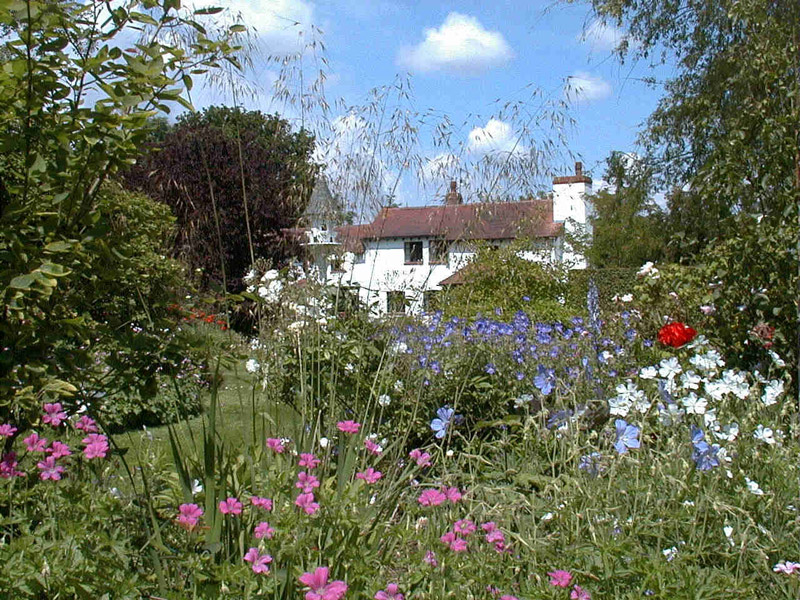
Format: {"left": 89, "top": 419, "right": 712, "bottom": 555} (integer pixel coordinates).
{"left": 336, "top": 199, "right": 562, "bottom": 247}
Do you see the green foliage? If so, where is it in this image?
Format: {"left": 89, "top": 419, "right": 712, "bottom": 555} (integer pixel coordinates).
{"left": 567, "top": 267, "right": 638, "bottom": 312}
{"left": 439, "top": 241, "right": 579, "bottom": 321}
{"left": 586, "top": 152, "right": 668, "bottom": 268}
{"left": 0, "top": 0, "right": 242, "bottom": 429}
{"left": 124, "top": 105, "right": 317, "bottom": 292}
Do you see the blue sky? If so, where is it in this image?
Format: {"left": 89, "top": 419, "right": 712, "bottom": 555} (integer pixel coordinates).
{"left": 188, "top": 0, "right": 674, "bottom": 209}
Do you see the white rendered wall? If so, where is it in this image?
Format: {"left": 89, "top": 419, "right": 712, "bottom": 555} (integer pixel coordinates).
{"left": 552, "top": 180, "right": 593, "bottom": 269}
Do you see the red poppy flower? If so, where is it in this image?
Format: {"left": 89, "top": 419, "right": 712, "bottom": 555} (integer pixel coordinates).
{"left": 658, "top": 322, "right": 697, "bottom": 348}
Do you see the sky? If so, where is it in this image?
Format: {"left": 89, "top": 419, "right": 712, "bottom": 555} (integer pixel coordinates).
{"left": 186, "top": 0, "right": 674, "bottom": 211}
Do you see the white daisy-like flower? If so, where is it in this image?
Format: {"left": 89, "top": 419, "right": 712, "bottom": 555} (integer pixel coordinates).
{"left": 722, "top": 370, "right": 750, "bottom": 399}
{"left": 681, "top": 392, "right": 708, "bottom": 415}
{"left": 639, "top": 366, "right": 658, "bottom": 379}
{"left": 754, "top": 424, "right": 776, "bottom": 445}
{"left": 633, "top": 396, "right": 652, "bottom": 414}
{"left": 245, "top": 358, "right": 260, "bottom": 373}
{"left": 744, "top": 477, "right": 765, "bottom": 496}
{"left": 378, "top": 394, "right": 391, "bottom": 407}
{"left": 762, "top": 380, "right": 784, "bottom": 407}
{"left": 608, "top": 395, "right": 632, "bottom": 417}
{"left": 680, "top": 371, "right": 702, "bottom": 391}
{"left": 659, "top": 357, "right": 682, "bottom": 380}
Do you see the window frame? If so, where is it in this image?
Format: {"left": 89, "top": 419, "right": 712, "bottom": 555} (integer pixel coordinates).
{"left": 429, "top": 239, "right": 449, "bottom": 265}
{"left": 404, "top": 240, "right": 423, "bottom": 265}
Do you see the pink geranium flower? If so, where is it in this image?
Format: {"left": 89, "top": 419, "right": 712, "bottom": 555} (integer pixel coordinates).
{"left": 82, "top": 433, "right": 109, "bottom": 459}
{"left": 37, "top": 456, "right": 65, "bottom": 481}
{"left": 418, "top": 489, "right": 447, "bottom": 506}
{"left": 243, "top": 547, "right": 272, "bottom": 574}
{"left": 0, "top": 452, "right": 23, "bottom": 478}
{"left": 548, "top": 570, "right": 573, "bottom": 588}
{"left": 486, "top": 529, "right": 505, "bottom": 544}
{"left": 453, "top": 519, "right": 476, "bottom": 536}
{"left": 482, "top": 521, "right": 498, "bottom": 533}
{"left": 24, "top": 432, "right": 49, "bottom": 452}
{"left": 0, "top": 423, "right": 18, "bottom": 438}
{"left": 408, "top": 448, "right": 431, "bottom": 467}
{"left": 364, "top": 439, "right": 382, "bottom": 455}
{"left": 296, "top": 471, "right": 321, "bottom": 493}
{"left": 298, "top": 567, "right": 348, "bottom": 600}
{"left": 423, "top": 550, "right": 438, "bottom": 566}
{"left": 42, "top": 403, "right": 67, "bottom": 427}
{"left": 251, "top": 496, "right": 273, "bottom": 511}
{"left": 299, "top": 453, "right": 321, "bottom": 469}
{"left": 266, "top": 438, "right": 285, "bottom": 453}
{"left": 178, "top": 503, "right": 203, "bottom": 529}
{"left": 74, "top": 415, "right": 98, "bottom": 433}
{"left": 374, "top": 583, "right": 404, "bottom": 600}
{"left": 571, "top": 585, "right": 591, "bottom": 600}
{"left": 356, "top": 467, "right": 382, "bottom": 484}
{"left": 336, "top": 420, "right": 360, "bottom": 434}
{"left": 443, "top": 486, "right": 462, "bottom": 503}
{"left": 254, "top": 521, "right": 276, "bottom": 539}
{"left": 218, "top": 497, "right": 243, "bottom": 515}
{"left": 295, "top": 492, "right": 320, "bottom": 515}
{"left": 48, "top": 441, "right": 72, "bottom": 459}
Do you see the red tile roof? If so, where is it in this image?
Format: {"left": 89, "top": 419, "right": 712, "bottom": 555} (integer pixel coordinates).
{"left": 337, "top": 199, "right": 562, "bottom": 245}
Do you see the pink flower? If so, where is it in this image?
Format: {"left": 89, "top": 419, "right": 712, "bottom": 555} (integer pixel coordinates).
{"left": 423, "top": 550, "right": 438, "bottom": 566}
{"left": 74, "top": 415, "right": 99, "bottom": 433}
{"left": 218, "top": 497, "right": 243, "bottom": 515}
{"left": 299, "top": 453, "right": 320, "bottom": 469}
{"left": 486, "top": 530, "right": 505, "bottom": 544}
{"left": 450, "top": 538, "right": 468, "bottom": 552}
{"left": 243, "top": 547, "right": 273, "bottom": 574}
{"left": 364, "top": 439, "right": 382, "bottom": 455}
{"left": 440, "top": 531, "right": 456, "bottom": 545}
{"left": 37, "top": 456, "right": 65, "bottom": 480}
{"left": 296, "top": 471, "right": 321, "bottom": 493}
{"left": 266, "top": 438, "right": 285, "bottom": 453}
{"left": 494, "top": 542, "right": 509, "bottom": 554}
{"left": 418, "top": 489, "right": 447, "bottom": 506}
{"left": 178, "top": 503, "right": 203, "bottom": 529}
{"left": 251, "top": 496, "right": 273, "bottom": 511}
{"left": 443, "top": 486, "right": 462, "bottom": 503}
{"left": 0, "top": 423, "right": 18, "bottom": 438}
{"left": 374, "top": 583, "right": 404, "bottom": 600}
{"left": 409, "top": 448, "right": 431, "bottom": 467}
{"left": 0, "top": 452, "right": 23, "bottom": 478}
{"left": 24, "top": 433, "right": 48, "bottom": 452}
{"left": 337, "top": 420, "right": 361, "bottom": 434}
{"left": 254, "top": 521, "right": 276, "bottom": 539}
{"left": 47, "top": 441, "right": 72, "bottom": 459}
{"left": 356, "top": 467, "right": 382, "bottom": 484}
{"left": 82, "top": 433, "right": 109, "bottom": 459}
{"left": 548, "top": 570, "right": 573, "bottom": 588}
{"left": 571, "top": 585, "right": 591, "bottom": 600}
{"left": 774, "top": 561, "right": 800, "bottom": 575}
{"left": 298, "top": 567, "right": 348, "bottom": 600}
{"left": 482, "top": 521, "right": 498, "bottom": 533}
{"left": 42, "top": 403, "right": 67, "bottom": 427}
{"left": 453, "top": 519, "right": 476, "bottom": 536}
{"left": 295, "top": 492, "right": 320, "bottom": 515}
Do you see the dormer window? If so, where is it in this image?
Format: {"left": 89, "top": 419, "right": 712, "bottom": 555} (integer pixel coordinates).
{"left": 404, "top": 241, "right": 423, "bottom": 265}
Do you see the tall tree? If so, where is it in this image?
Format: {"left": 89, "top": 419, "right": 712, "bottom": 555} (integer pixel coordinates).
{"left": 586, "top": 152, "right": 667, "bottom": 268}
{"left": 124, "top": 106, "right": 317, "bottom": 291}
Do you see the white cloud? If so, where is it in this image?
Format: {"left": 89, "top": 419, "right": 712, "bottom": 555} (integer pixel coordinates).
{"left": 190, "top": 0, "right": 315, "bottom": 54}
{"left": 564, "top": 72, "right": 612, "bottom": 104}
{"left": 397, "top": 12, "right": 513, "bottom": 75}
{"left": 467, "top": 119, "right": 525, "bottom": 155}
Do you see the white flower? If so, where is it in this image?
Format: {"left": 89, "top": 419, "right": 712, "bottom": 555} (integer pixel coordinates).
{"left": 659, "top": 357, "right": 683, "bottom": 380}
{"left": 768, "top": 350, "right": 786, "bottom": 368}
{"left": 754, "top": 424, "right": 776, "bottom": 445}
{"left": 390, "top": 341, "right": 409, "bottom": 354}
{"left": 541, "top": 512, "right": 554, "bottom": 522}
{"left": 319, "top": 437, "right": 329, "bottom": 449}
{"left": 393, "top": 379, "right": 404, "bottom": 393}
{"left": 245, "top": 358, "right": 260, "bottom": 373}
{"left": 682, "top": 393, "right": 708, "bottom": 415}
{"left": 288, "top": 321, "right": 304, "bottom": 333}
{"left": 745, "top": 477, "right": 764, "bottom": 496}
{"left": 514, "top": 394, "right": 534, "bottom": 409}
{"left": 658, "top": 402, "right": 684, "bottom": 426}
{"left": 703, "top": 408, "right": 718, "bottom": 430}
{"left": 662, "top": 546, "right": 678, "bottom": 562}
{"left": 633, "top": 396, "right": 652, "bottom": 414}
{"left": 244, "top": 269, "right": 258, "bottom": 283}
{"left": 762, "top": 380, "right": 784, "bottom": 407}
{"left": 608, "top": 395, "right": 632, "bottom": 417}
{"left": 704, "top": 380, "right": 729, "bottom": 402}
{"left": 246, "top": 285, "right": 255, "bottom": 293}
{"left": 722, "top": 370, "right": 750, "bottom": 399}
{"left": 713, "top": 422, "right": 739, "bottom": 442}
{"left": 620, "top": 293, "right": 633, "bottom": 302}
{"left": 680, "top": 371, "right": 702, "bottom": 391}
{"left": 690, "top": 350, "right": 725, "bottom": 373}
{"left": 250, "top": 338, "right": 263, "bottom": 350}
{"left": 191, "top": 479, "right": 203, "bottom": 495}
{"left": 261, "top": 269, "right": 279, "bottom": 282}
{"left": 723, "top": 525, "right": 734, "bottom": 546}
{"left": 699, "top": 304, "right": 716, "bottom": 315}
{"left": 639, "top": 366, "right": 658, "bottom": 380}
{"left": 637, "top": 261, "right": 658, "bottom": 277}
{"left": 445, "top": 449, "right": 454, "bottom": 457}
{"left": 378, "top": 394, "right": 391, "bottom": 407}
{"left": 344, "top": 363, "right": 355, "bottom": 373}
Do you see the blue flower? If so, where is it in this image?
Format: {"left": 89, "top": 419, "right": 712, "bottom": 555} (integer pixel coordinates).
{"left": 485, "top": 363, "right": 497, "bottom": 375}
{"left": 430, "top": 406, "right": 455, "bottom": 439}
{"left": 579, "top": 452, "right": 604, "bottom": 477}
{"left": 690, "top": 426, "right": 720, "bottom": 471}
{"left": 546, "top": 409, "right": 573, "bottom": 430}
{"left": 533, "top": 367, "right": 554, "bottom": 396}
{"left": 614, "top": 419, "right": 641, "bottom": 454}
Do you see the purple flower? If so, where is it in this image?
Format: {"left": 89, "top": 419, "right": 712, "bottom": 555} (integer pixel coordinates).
{"left": 613, "top": 419, "right": 641, "bottom": 454}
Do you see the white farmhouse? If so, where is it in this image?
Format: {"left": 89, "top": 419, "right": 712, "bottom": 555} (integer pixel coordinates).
{"left": 302, "top": 163, "right": 593, "bottom": 315}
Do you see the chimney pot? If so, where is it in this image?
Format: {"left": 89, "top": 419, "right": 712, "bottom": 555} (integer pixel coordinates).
{"left": 575, "top": 161, "right": 583, "bottom": 176}
{"left": 445, "top": 180, "right": 462, "bottom": 205}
